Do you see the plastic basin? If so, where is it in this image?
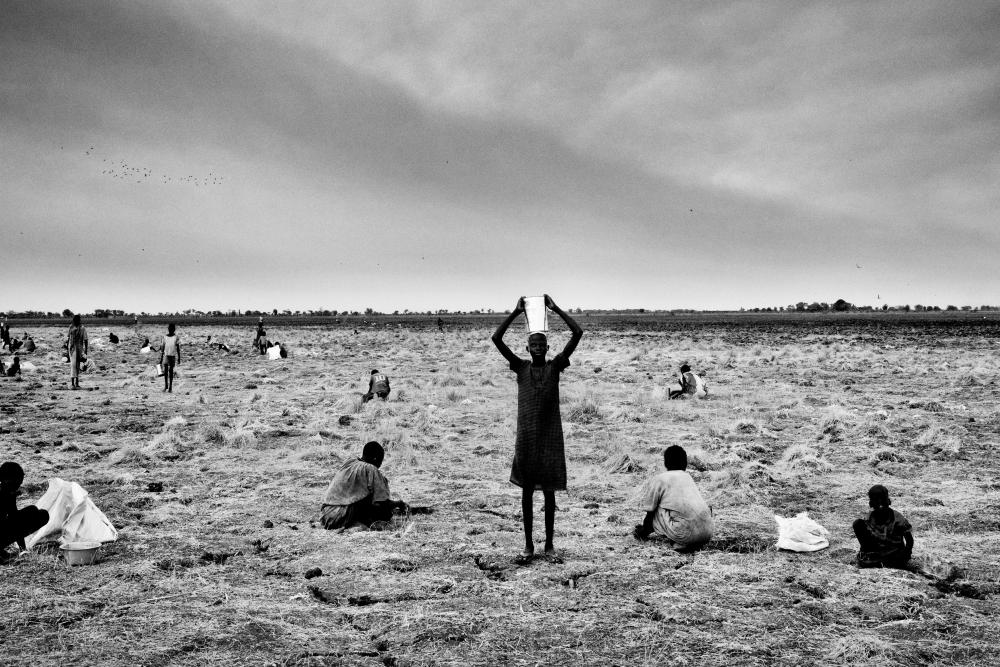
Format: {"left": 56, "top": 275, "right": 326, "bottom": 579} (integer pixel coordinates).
{"left": 61, "top": 541, "right": 101, "bottom": 565}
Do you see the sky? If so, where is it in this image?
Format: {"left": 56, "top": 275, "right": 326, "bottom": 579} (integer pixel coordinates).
{"left": 2, "top": 0, "right": 998, "bottom": 314}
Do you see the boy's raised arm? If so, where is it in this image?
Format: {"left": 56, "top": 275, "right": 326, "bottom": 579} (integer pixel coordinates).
{"left": 491, "top": 297, "right": 525, "bottom": 366}
{"left": 545, "top": 294, "right": 583, "bottom": 359}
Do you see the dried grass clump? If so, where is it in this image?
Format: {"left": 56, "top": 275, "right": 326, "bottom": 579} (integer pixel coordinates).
{"left": 774, "top": 443, "right": 832, "bottom": 473}
{"left": 162, "top": 416, "right": 187, "bottom": 431}
{"left": 914, "top": 424, "right": 964, "bottom": 459}
{"left": 335, "top": 394, "right": 364, "bottom": 414}
{"left": 869, "top": 447, "right": 905, "bottom": 465}
{"left": 198, "top": 423, "right": 226, "bottom": 444}
{"left": 445, "top": 389, "right": 466, "bottom": 403}
{"left": 602, "top": 451, "right": 646, "bottom": 474}
{"left": 223, "top": 427, "right": 258, "bottom": 448}
{"left": 145, "top": 430, "right": 187, "bottom": 460}
{"left": 685, "top": 446, "right": 717, "bottom": 472}
{"left": 437, "top": 374, "right": 466, "bottom": 387}
{"left": 567, "top": 395, "right": 602, "bottom": 423}
{"left": 109, "top": 444, "right": 151, "bottom": 465}
{"left": 608, "top": 405, "right": 643, "bottom": 423}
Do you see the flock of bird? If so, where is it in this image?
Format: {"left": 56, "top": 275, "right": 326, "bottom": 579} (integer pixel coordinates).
{"left": 66, "top": 145, "right": 225, "bottom": 188}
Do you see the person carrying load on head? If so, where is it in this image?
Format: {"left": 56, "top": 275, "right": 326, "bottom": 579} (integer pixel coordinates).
{"left": 492, "top": 294, "right": 583, "bottom": 561}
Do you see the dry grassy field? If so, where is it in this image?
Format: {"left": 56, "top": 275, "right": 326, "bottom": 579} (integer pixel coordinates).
{"left": 2, "top": 314, "right": 998, "bottom": 666}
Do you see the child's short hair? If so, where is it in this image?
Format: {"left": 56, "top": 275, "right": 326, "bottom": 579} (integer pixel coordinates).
{"left": 663, "top": 445, "right": 687, "bottom": 470}
{"left": 168, "top": 323, "right": 176, "bottom": 334}
{"left": 371, "top": 369, "right": 379, "bottom": 375}
{"left": 0, "top": 461, "right": 24, "bottom": 485}
{"left": 528, "top": 333, "right": 547, "bottom": 344}
{"left": 868, "top": 484, "right": 891, "bottom": 507}
{"left": 362, "top": 441, "right": 384, "bottom": 463}
{"left": 680, "top": 364, "right": 691, "bottom": 373}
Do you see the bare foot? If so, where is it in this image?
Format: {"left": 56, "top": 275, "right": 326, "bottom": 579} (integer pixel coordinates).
{"left": 544, "top": 543, "right": 555, "bottom": 554}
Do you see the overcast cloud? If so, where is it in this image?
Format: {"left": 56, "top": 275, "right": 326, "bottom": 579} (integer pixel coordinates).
{"left": 2, "top": 0, "right": 997, "bottom": 313}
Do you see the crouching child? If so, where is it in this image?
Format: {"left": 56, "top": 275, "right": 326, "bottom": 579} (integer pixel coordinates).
{"left": 1, "top": 462, "right": 49, "bottom": 562}
{"left": 320, "top": 442, "right": 407, "bottom": 531}
{"left": 633, "top": 445, "right": 713, "bottom": 551}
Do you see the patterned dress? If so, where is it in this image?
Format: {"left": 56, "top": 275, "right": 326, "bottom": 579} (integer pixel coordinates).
{"left": 509, "top": 354, "right": 570, "bottom": 491}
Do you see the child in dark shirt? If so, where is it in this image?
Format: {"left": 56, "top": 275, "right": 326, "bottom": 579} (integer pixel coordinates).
{"left": 853, "top": 484, "right": 914, "bottom": 568}
{"left": 362, "top": 370, "right": 391, "bottom": 403}
{"left": 0, "top": 462, "right": 49, "bottom": 562}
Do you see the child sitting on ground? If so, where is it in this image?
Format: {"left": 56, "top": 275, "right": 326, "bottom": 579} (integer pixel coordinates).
{"left": 853, "top": 484, "right": 913, "bottom": 568}
{"left": 668, "top": 364, "right": 707, "bottom": 399}
{"left": 320, "top": 441, "right": 407, "bottom": 531}
{"left": 362, "top": 369, "right": 391, "bottom": 403}
{"left": 634, "top": 445, "right": 714, "bottom": 551}
{"left": 1, "top": 462, "right": 49, "bottom": 562}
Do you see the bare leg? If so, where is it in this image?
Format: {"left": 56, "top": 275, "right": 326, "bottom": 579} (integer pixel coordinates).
{"left": 543, "top": 490, "right": 556, "bottom": 553}
{"left": 521, "top": 487, "right": 534, "bottom": 557}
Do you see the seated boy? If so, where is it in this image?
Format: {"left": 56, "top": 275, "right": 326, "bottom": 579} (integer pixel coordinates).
{"left": 4, "top": 356, "right": 20, "bottom": 377}
{"left": 362, "top": 369, "right": 390, "bottom": 403}
{"left": 633, "top": 445, "right": 713, "bottom": 551}
{"left": 1, "top": 462, "right": 49, "bottom": 562}
{"left": 668, "top": 364, "right": 707, "bottom": 400}
{"left": 320, "top": 442, "right": 406, "bottom": 530}
{"left": 853, "top": 484, "right": 913, "bottom": 568}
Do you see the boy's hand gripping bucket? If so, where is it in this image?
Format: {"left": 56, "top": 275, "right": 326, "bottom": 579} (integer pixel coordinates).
{"left": 523, "top": 296, "right": 549, "bottom": 334}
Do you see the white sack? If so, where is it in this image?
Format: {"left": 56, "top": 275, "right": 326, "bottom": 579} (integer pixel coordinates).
{"left": 774, "top": 511, "right": 829, "bottom": 552}
{"left": 267, "top": 346, "right": 282, "bottom": 360}
{"left": 25, "top": 479, "right": 118, "bottom": 549}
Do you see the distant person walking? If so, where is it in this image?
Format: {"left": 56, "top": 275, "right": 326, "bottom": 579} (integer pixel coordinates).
{"left": 492, "top": 294, "right": 583, "bottom": 560}
{"left": 159, "top": 323, "right": 181, "bottom": 393}
{"left": 67, "top": 315, "right": 88, "bottom": 390}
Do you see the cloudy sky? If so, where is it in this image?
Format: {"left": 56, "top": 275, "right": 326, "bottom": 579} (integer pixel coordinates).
{"left": 2, "top": 1, "right": 997, "bottom": 314}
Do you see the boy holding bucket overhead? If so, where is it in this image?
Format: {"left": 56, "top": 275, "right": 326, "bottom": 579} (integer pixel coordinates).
{"left": 492, "top": 294, "right": 583, "bottom": 559}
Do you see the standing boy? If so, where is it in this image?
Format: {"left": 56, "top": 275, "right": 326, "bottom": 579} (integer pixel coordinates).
{"left": 159, "top": 323, "right": 181, "bottom": 393}
{"left": 492, "top": 294, "right": 583, "bottom": 559}
{"left": 67, "top": 314, "right": 88, "bottom": 390}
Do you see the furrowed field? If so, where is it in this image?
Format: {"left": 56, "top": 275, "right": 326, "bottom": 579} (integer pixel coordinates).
{"left": 2, "top": 313, "right": 998, "bottom": 666}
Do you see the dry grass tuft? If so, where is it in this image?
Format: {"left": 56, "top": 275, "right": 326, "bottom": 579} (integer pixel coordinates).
{"left": 603, "top": 451, "right": 646, "bottom": 474}
{"left": 774, "top": 443, "right": 833, "bottom": 473}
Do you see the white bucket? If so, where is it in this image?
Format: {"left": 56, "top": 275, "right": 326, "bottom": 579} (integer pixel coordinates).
{"left": 523, "top": 296, "right": 548, "bottom": 334}
{"left": 61, "top": 541, "right": 101, "bottom": 565}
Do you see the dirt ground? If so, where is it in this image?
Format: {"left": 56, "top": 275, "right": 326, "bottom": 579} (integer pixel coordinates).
{"left": 2, "top": 315, "right": 998, "bottom": 666}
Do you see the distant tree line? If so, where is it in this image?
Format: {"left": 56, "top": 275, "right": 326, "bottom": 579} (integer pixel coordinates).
{"left": 1, "top": 303, "right": 996, "bottom": 319}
